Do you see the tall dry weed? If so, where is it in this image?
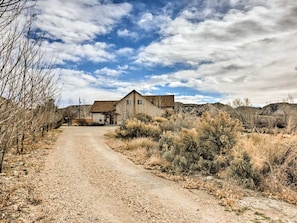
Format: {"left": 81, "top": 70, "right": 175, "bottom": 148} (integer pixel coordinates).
{"left": 238, "top": 133, "right": 297, "bottom": 202}
{"left": 116, "top": 118, "right": 161, "bottom": 140}
{"left": 126, "top": 137, "right": 158, "bottom": 152}
{"left": 160, "top": 113, "right": 198, "bottom": 132}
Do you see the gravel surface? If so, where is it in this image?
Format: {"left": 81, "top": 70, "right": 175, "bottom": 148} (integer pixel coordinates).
{"left": 22, "top": 126, "right": 297, "bottom": 223}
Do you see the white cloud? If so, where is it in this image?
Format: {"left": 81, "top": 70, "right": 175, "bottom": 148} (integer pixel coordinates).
{"left": 95, "top": 67, "right": 125, "bottom": 77}
{"left": 175, "top": 94, "right": 218, "bottom": 104}
{"left": 59, "top": 69, "right": 95, "bottom": 88}
{"left": 117, "top": 29, "right": 139, "bottom": 39}
{"left": 58, "top": 68, "right": 125, "bottom": 106}
{"left": 35, "top": 0, "right": 132, "bottom": 44}
{"left": 137, "top": 12, "right": 171, "bottom": 32}
{"left": 117, "top": 65, "right": 129, "bottom": 70}
{"left": 138, "top": 13, "right": 154, "bottom": 30}
{"left": 116, "top": 47, "right": 134, "bottom": 56}
{"left": 135, "top": 0, "right": 297, "bottom": 106}
{"left": 117, "top": 29, "right": 129, "bottom": 36}
{"left": 32, "top": 0, "right": 297, "bottom": 107}
{"left": 42, "top": 41, "right": 115, "bottom": 64}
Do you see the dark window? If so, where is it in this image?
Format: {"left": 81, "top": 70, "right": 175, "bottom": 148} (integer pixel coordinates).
{"left": 137, "top": 99, "right": 142, "bottom": 105}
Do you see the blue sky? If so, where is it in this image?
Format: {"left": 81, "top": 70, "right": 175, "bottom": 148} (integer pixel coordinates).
{"left": 33, "top": 0, "right": 297, "bottom": 107}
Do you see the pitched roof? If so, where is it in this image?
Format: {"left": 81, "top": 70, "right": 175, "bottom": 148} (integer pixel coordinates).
{"left": 145, "top": 95, "right": 175, "bottom": 108}
{"left": 119, "top": 90, "right": 175, "bottom": 108}
{"left": 118, "top": 89, "right": 140, "bottom": 102}
{"left": 90, "top": 101, "right": 118, "bottom": 113}
{"left": 90, "top": 90, "right": 175, "bottom": 113}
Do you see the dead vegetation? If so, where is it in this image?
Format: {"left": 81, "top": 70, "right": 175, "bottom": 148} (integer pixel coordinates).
{"left": 106, "top": 111, "right": 297, "bottom": 208}
{"left": 0, "top": 130, "right": 59, "bottom": 222}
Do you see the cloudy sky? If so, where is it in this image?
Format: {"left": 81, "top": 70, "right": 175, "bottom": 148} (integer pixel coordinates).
{"left": 34, "top": 0, "right": 297, "bottom": 107}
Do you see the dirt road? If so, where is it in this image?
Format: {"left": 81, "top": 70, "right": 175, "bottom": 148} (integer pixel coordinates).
{"left": 27, "top": 126, "right": 296, "bottom": 223}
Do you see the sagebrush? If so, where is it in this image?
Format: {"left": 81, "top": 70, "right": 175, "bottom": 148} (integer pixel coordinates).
{"left": 112, "top": 111, "right": 297, "bottom": 204}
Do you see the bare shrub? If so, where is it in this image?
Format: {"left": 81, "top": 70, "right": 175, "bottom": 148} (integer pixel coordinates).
{"left": 235, "top": 133, "right": 297, "bottom": 203}
{"left": 0, "top": 1, "right": 60, "bottom": 172}
{"left": 286, "top": 115, "right": 297, "bottom": 134}
{"left": 160, "top": 113, "right": 198, "bottom": 132}
{"left": 264, "top": 140, "right": 297, "bottom": 190}
{"left": 116, "top": 118, "right": 161, "bottom": 140}
{"left": 135, "top": 113, "right": 152, "bottom": 123}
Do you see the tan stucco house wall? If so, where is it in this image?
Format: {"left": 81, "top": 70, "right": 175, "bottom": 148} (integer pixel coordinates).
{"left": 116, "top": 90, "right": 165, "bottom": 124}
{"left": 90, "top": 90, "right": 174, "bottom": 125}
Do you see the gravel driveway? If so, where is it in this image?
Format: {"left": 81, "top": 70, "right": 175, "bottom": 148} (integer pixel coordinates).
{"left": 27, "top": 126, "right": 296, "bottom": 223}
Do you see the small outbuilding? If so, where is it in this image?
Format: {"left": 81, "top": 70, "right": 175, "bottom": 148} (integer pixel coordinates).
{"left": 90, "top": 101, "right": 118, "bottom": 125}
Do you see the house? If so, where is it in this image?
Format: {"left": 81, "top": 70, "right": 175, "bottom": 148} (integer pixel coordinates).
{"left": 90, "top": 90, "right": 174, "bottom": 125}
{"left": 90, "top": 101, "right": 118, "bottom": 125}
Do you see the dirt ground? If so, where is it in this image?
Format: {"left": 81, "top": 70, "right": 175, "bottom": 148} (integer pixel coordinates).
{"left": 1, "top": 126, "right": 296, "bottom": 223}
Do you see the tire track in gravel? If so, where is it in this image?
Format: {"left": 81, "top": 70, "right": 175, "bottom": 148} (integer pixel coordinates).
{"left": 29, "top": 126, "right": 259, "bottom": 222}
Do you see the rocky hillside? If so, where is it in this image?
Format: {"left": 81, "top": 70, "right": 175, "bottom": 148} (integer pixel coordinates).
{"left": 175, "top": 102, "right": 297, "bottom": 131}
{"left": 59, "top": 105, "right": 92, "bottom": 121}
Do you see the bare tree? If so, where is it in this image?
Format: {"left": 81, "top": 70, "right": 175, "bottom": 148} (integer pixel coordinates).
{"left": 232, "top": 98, "right": 252, "bottom": 108}
{"left": 0, "top": 0, "right": 60, "bottom": 172}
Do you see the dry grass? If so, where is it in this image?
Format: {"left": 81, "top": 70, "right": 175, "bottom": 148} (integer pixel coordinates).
{"left": 108, "top": 125, "right": 297, "bottom": 206}
{"left": 144, "top": 154, "right": 171, "bottom": 171}
{"left": 105, "top": 137, "right": 127, "bottom": 152}
{"left": 108, "top": 112, "right": 297, "bottom": 206}
{"left": 126, "top": 137, "right": 158, "bottom": 151}
{"left": 237, "top": 133, "right": 297, "bottom": 204}
{"left": 106, "top": 137, "right": 159, "bottom": 165}
{"left": 0, "top": 129, "right": 60, "bottom": 222}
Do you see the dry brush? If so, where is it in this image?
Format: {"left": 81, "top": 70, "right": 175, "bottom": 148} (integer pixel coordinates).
{"left": 0, "top": 0, "right": 60, "bottom": 172}
{"left": 112, "top": 111, "right": 297, "bottom": 204}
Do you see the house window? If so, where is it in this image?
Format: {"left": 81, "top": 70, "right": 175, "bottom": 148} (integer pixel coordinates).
{"left": 137, "top": 99, "right": 142, "bottom": 105}
{"left": 127, "top": 99, "right": 132, "bottom": 105}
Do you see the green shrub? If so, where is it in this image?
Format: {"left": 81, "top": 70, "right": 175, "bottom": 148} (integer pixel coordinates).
{"left": 228, "top": 150, "right": 261, "bottom": 189}
{"left": 197, "top": 112, "right": 242, "bottom": 159}
{"left": 159, "top": 131, "right": 176, "bottom": 152}
{"left": 196, "top": 157, "right": 218, "bottom": 175}
{"left": 142, "top": 123, "right": 162, "bottom": 140}
{"left": 174, "top": 112, "right": 242, "bottom": 175}
{"left": 160, "top": 129, "right": 200, "bottom": 173}
{"left": 116, "top": 118, "right": 143, "bottom": 138}
{"left": 158, "top": 112, "right": 243, "bottom": 175}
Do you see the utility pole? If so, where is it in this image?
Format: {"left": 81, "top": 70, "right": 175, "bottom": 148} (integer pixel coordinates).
{"left": 79, "top": 97, "right": 81, "bottom": 119}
